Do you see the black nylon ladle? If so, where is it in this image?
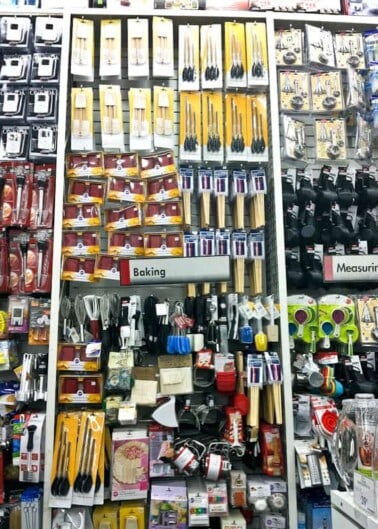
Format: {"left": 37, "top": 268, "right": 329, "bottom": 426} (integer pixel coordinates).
{"left": 79, "top": 437, "right": 96, "bottom": 493}
{"left": 51, "top": 430, "right": 69, "bottom": 496}
{"left": 73, "top": 419, "right": 90, "bottom": 492}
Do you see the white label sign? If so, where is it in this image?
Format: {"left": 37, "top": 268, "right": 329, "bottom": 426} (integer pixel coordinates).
{"left": 353, "top": 471, "right": 377, "bottom": 516}
{"left": 120, "top": 256, "right": 230, "bottom": 285}
{"left": 324, "top": 255, "right": 378, "bottom": 282}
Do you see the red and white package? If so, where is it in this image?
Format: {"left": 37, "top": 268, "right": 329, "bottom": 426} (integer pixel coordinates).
{"left": 259, "top": 422, "right": 285, "bottom": 477}
{"left": 10, "top": 162, "right": 33, "bottom": 228}
{"left": 0, "top": 233, "right": 9, "bottom": 293}
{"left": 30, "top": 164, "right": 56, "bottom": 229}
{"left": 8, "top": 229, "right": 52, "bottom": 294}
{"left": 62, "top": 231, "right": 100, "bottom": 256}
{"left": 67, "top": 179, "right": 106, "bottom": 204}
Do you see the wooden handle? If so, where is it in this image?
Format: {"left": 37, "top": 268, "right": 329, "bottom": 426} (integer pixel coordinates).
{"left": 250, "top": 260, "right": 263, "bottom": 296}
{"left": 247, "top": 385, "right": 260, "bottom": 428}
{"left": 202, "top": 282, "right": 210, "bottom": 295}
{"left": 234, "top": 258, "right": 245, "bottom": 294}
{"left": 273, "top": 383, "right": 283, "bottom": 425}
{"left": 234, "top": 194, "right": 245, "bottom": 229}
{"left": 201, "top": 191, "right": 211, "bottom": 227}
{"left": 250, "top": 198, "right": 256, "bottom": 229}
{"left": 218, "top": 281, "right": 228, "bottom": 294}
{"left": 263, "top": 385, "right": 275, "bottom": 424}
{"left": 217, "top": 194, "right": 226, "bottom": 229}
{"left": 187, "top": 283, "right": 196, "bottom": 297}
{"left": 254, "top": 194, "right": 265, "bottom": 228}
{"left": 235, "top": 351, "right": 244, "bottom": 394}
{"left": 182, "top": 191, "right": 191, "bottom": 227}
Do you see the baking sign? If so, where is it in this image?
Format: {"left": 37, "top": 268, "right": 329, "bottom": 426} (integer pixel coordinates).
{"left": 120, "top": 256, "right": 230, "bottom": 285}
{"left": 324, "top": 255, "right": 378, "bottom": 282}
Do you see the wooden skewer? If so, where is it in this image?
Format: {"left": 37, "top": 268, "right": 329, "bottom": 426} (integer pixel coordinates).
{"left": 234, "top": 194, "right": 245, "bottom": 230}
{"left": 233, "top": 258, "right": 245, "bottom": 294}
{"left": 250, "top": 259, "right": 263, "bottom": 296}
{"left": 263, "top": 384, "right": 275, "bottom": 424}
{"left": 182, "top": 190, "right": 192, "bottom": 226}
{"left": 217, "top": 194, "right": 226, "bottom": 229}
{"left": 253, "top": 193, "right": 265, "bottom": 228}
{"left": 273, "top": 382, "right": 283, "bottom": 424}
{"left": 235, "top": 351, "right": 244, "bottom": 394}
{"left": 201, "top": 190, "right": 211, "bottom": 227}
{"left": 247, "top": 385, "right": 260, "bottom": 428}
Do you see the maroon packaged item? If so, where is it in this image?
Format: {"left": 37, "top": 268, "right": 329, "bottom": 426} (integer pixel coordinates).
{"left": 146, "top": 173, "right": 180, "bottom": 201}
{"left": 104, "top": 205, "right": 142, "bottom": 231}
{"left": 58, "top": 374, "right": 103, "bottom": 403}
{"left": 57, "top": 343, "right": 100, "bottom": 371}
{"left": 140, "top": 150, "right": 176, "bottom": 178}
{"left": 144, "top": 231, "right": 183, "bottom": 257}
{"left": 30, "top": 164, "right": 55, "bottom": 229}
{"left": 67, "top": 179, "right": 106, "bottom": 204}
{"left": 144, "top": 201, "right": 183, "bottom": 226}
{"left": 0, "top": 233, "right": 9, "bottom": 293}
{"left": 62, "top": 203, "right": 101, "bottom": 229}
{"left": 66, "top": 152, "right": 104, "bottom": 178}
{"left": 103, "top": 152, "right": 138, "bottom": 178}
{"left": 94, "top": 254, "right": 120, "bottom": 281}
{"left": 61, "top": 255, "right": 96, "bottom": 282}
{"left": 107, "top": 176, "right": 145, "bottom": 203}
{"left": 62, "top": 230, "right": 100, "bottom": 256}
{"left": 108, "top": 231, "right": 144, "bottom": 256}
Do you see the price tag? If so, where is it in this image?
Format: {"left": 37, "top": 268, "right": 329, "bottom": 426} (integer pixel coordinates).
{"left": 354, "top": 470, "right": 376, "bottom": 516}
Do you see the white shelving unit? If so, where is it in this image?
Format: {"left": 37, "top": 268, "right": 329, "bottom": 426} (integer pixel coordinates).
{"left": 0, "top": 6, "right": 372, "bottom": 529}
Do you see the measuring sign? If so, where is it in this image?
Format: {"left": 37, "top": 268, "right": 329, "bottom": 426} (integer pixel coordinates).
{"left": 324, "top": 255, "right": 378, "bottom": 282}
{"left": 120, "top": 256, "right": 230, "bottom": 285}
